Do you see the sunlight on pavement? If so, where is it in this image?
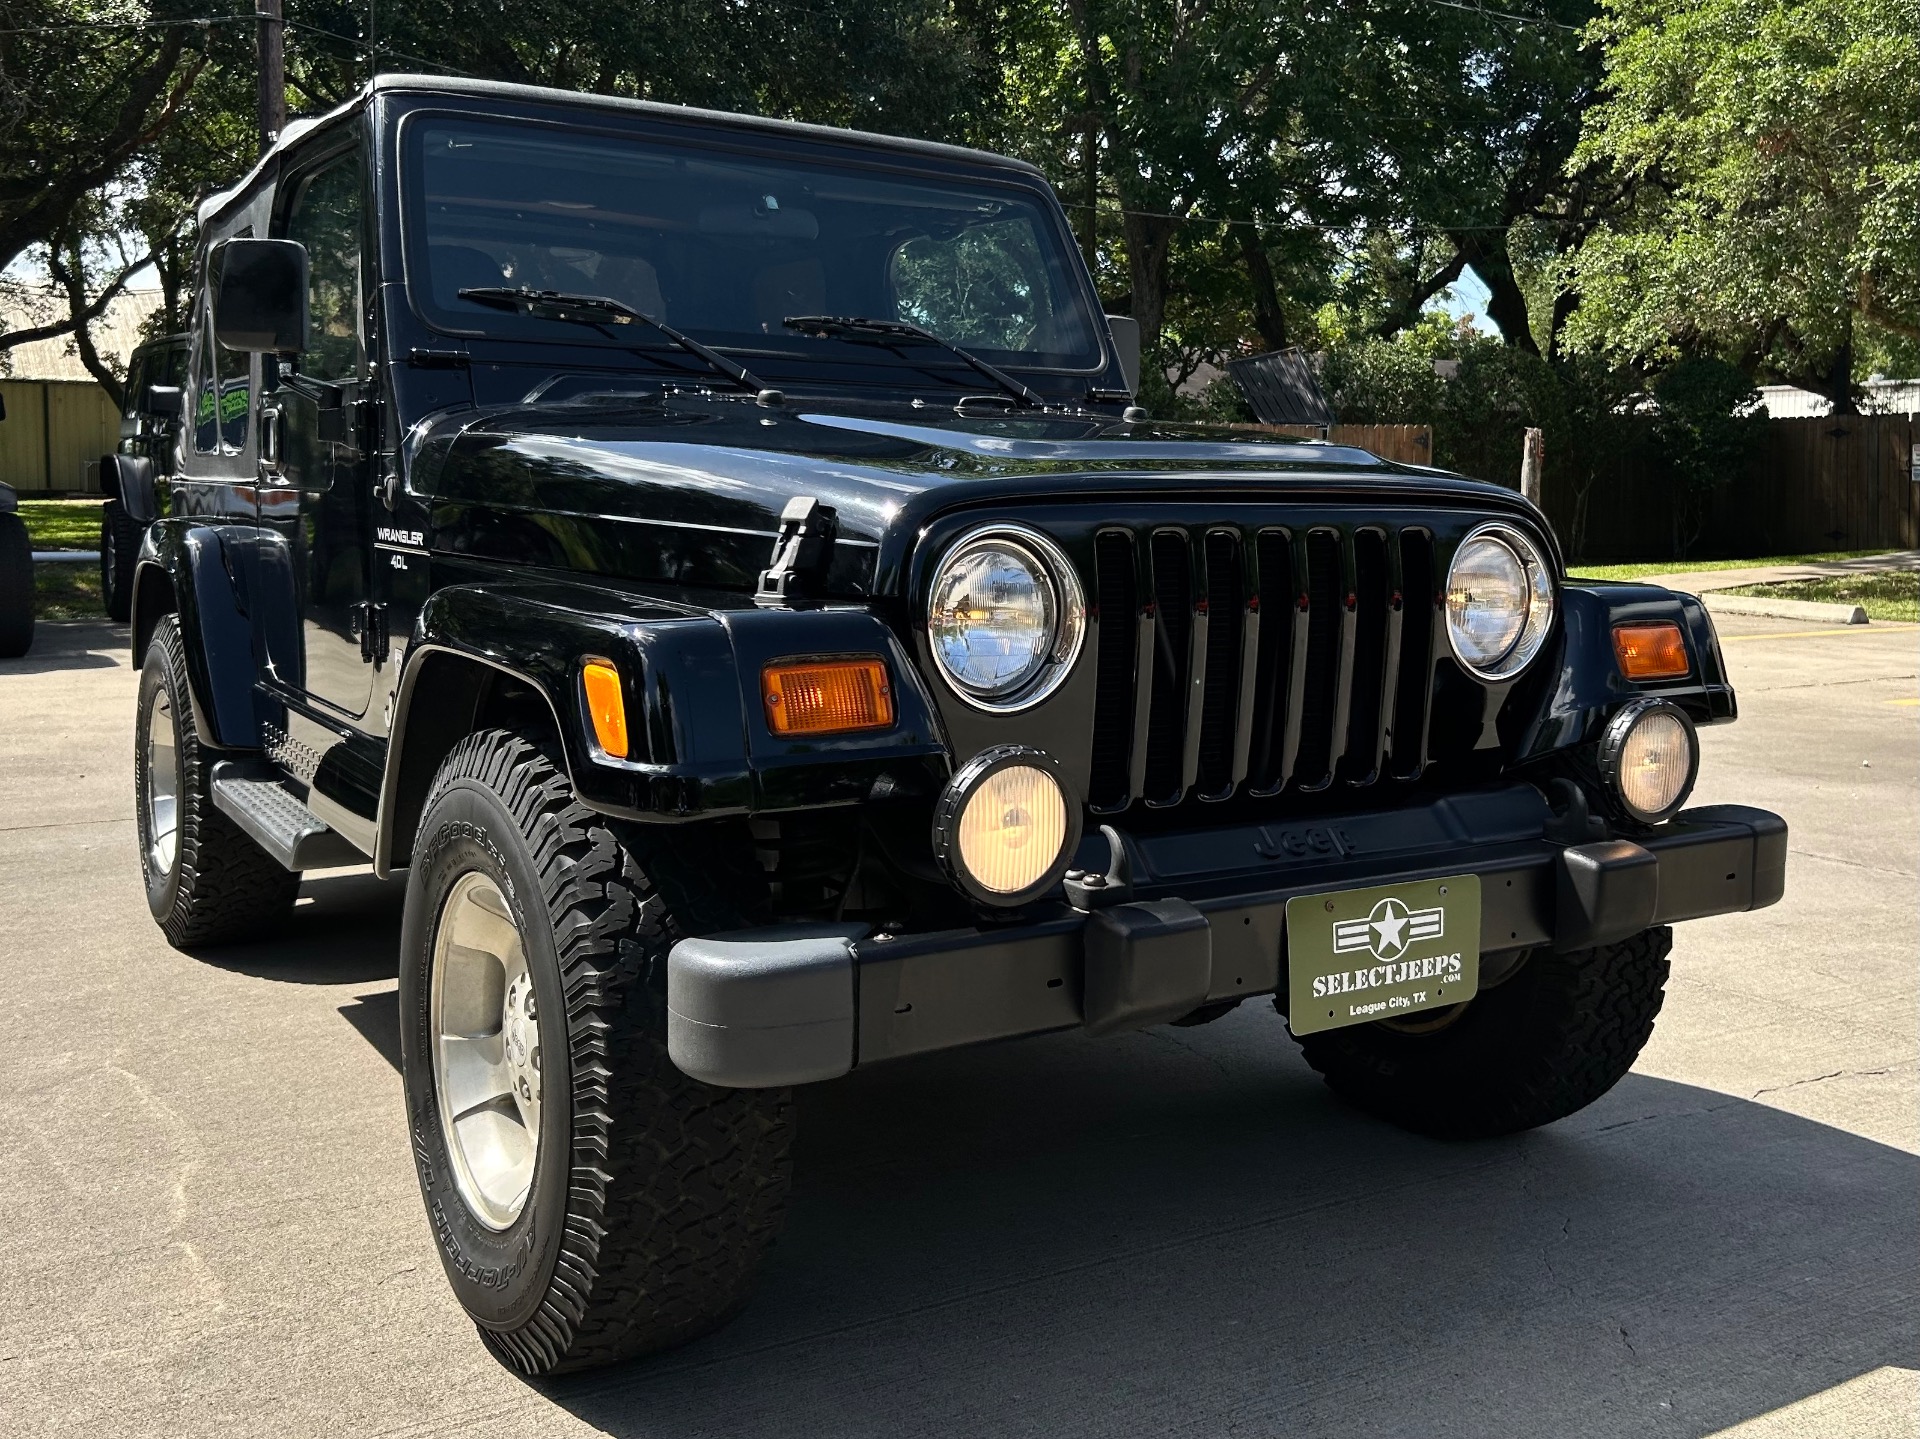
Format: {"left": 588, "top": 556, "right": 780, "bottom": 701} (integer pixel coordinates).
{"left": 1702, "top": 1367, "right": 1918, "bottom": 1439}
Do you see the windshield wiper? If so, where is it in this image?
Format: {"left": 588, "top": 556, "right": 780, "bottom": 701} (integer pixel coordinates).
{"left": 782, "top": 315, "right": 1045, "bottom": 409}
{"left": 458, "top": 286, "right": 768, "bottom": 394}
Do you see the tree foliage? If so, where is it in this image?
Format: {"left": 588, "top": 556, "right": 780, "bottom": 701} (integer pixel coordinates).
{"left": 1565, "top": 0, "right": 1920, "bottom": 410}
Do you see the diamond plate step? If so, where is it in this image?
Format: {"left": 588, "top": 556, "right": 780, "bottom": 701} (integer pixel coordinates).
{"left": 210, "top": 764, "right": 367, "bottom": 871}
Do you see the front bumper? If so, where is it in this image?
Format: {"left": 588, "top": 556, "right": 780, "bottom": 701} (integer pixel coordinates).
{"left": 666, "top": 786, "right": 1787, "bottom": 1088}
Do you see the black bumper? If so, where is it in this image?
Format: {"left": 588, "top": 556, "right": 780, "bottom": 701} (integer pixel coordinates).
{"left": 666, "top": 788, "right": 1787, "bottom": 1087}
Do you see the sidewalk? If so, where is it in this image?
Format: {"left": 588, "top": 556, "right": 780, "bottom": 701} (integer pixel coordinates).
{"left": 1641, "top": 550, "right": 1920, "bottom": 594}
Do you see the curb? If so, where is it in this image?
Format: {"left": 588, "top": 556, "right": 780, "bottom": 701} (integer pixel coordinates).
{"left": 1703, "top": 593, "right": 1869, "bottom": 626}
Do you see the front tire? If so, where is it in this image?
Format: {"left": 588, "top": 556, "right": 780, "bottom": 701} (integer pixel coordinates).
{"left": 135, "top": 615, "right": 300, "bottom": 945}
{"left": 1292, "top": 928, "right": 1673, "bottom": 1139}
{"left": 0, "top": 510, "right": 32, "bottom": 658}
{"left": 399, "top": 729, "right": 791, "bottom": 1375}
{"left": 100, "top": 497, "right": 142, "bottom": 623}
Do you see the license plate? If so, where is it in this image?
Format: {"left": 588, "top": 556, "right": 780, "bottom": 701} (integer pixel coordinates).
{"left": 1285, "top": 875, "right": 1481, "bottom": 1035}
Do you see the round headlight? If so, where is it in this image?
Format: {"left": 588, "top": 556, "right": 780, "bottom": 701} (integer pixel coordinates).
{"left": 932, "top": 746, "right": 1083, "bottom": 906}
{"left": 1599, "top": 698, "right": 1699, "bottom": 823}
{"left": 927, "top": 526, "right": 1084, "bottom": 710}
{"left": 1445, "top": 522, "right": 1555, "bottom": 679}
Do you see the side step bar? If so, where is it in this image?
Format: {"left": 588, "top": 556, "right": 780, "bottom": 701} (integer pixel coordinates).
{"left": 210, "top": 762, "right": 367, "bottom": 871}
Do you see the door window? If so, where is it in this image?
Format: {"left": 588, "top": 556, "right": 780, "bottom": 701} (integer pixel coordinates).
{"left": 285, "top": 156, "right": 364, "bottom": 380}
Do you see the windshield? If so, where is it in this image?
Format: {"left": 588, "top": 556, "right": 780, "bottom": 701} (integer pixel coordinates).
{"left": 403, "top": 117, "right": 1102, "bottom": 372}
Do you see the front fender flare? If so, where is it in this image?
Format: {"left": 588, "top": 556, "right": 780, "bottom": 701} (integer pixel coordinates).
{"left": 130, "top": 520, "right": 259, "bottom": 748}
{"left": 375, "top": 583, "right": 948, "bottom": 873}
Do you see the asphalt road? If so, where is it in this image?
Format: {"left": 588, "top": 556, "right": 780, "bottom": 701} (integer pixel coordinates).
{"left": 3, "top": 613, "right": 1915, "bottom": 1439}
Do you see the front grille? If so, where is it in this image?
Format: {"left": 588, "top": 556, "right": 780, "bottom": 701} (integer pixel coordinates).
{"left": 1087, "top": 523, "right": 1440, "bottom": 813}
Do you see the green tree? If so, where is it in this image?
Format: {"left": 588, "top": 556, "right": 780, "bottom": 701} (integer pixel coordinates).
{"left": 1566, "top": 0, "right": 1920, "bottom": 410}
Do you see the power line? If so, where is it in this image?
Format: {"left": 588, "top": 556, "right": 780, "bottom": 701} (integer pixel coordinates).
{"left": 1410, "top": 0, "right": 1582, "bottom": 32}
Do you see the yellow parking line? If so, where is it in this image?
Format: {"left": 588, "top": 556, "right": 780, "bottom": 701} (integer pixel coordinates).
{"left": 1887, "top": 697, "right": 1920, "bottom": 707}
{"left": 1721, "top": 627, "right": 1908, "bottom": 642}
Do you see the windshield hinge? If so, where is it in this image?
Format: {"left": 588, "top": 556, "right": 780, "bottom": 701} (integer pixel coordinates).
{"left": 755, "top": 496, "right": 838, "bottom": 609}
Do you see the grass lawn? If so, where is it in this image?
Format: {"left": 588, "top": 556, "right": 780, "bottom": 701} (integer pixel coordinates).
{"left": 16, "top": 497, "right": 107, "bottom": 551}
{"left": 1567, "top": 550, "right": 1895, "bottom": 581}
{"left": 12, "top": 500, "right": 108, "bottom": 619}
{"left": 1720, "top": 571, "right": 1919, "bottom": 623}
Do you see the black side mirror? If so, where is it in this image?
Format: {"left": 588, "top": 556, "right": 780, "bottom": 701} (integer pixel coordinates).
{"left": 1105, "top": 314, "right": 1141, "bottom": 396}
{"left": 214, "top": 238, "right": 310, "bottom": 353}
{"left": 145, "top": 385, "right": 185, "bottom": 418}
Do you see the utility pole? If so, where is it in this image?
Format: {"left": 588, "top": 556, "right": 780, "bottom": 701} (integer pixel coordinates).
{"left": 257, "top": 0, "right": 285, "bottom": 155}
{"left": 1519, "top": 426, "right": 1544, "bottom": 508}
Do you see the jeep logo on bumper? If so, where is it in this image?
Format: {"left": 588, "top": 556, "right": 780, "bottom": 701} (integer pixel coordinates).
{"left": 1256, "top": 824, "right": 1358, "bottom": 860}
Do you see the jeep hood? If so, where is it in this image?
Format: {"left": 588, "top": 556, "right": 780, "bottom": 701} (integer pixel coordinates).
{"left": 407, "top": 395, "right": 1531, "bottom": 597}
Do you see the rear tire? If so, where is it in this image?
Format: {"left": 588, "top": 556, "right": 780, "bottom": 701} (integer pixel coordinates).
{"left": 0, "top": 510, "right": 32, "bottom": 659}
{"left": 399, "top": 729, "right": 791, "bottom": 1375}
{"left": 100, "top": 497, "right": 143, "bottom": 623}
{"left": 1291, "top": 928, "right": 1673, "bottom": 1139}
{"left": 135, "top": 615, "right": 300, "bottom": 945}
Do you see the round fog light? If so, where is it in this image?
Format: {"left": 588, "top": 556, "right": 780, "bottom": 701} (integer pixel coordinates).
{"left": 1600, "top": 699, "right": 1699, "bottom": 823}
{"left": 933, "top": 746, "right": 1082, "bottom": 906}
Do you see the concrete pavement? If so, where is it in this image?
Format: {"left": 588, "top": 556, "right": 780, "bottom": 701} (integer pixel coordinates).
{"left": 2, "top": 613, "right": 1914, "bottom": 1438}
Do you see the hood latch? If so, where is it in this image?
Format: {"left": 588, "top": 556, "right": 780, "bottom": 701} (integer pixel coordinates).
{"left": 755, "top": 496, "right": 838, "bottom": 608}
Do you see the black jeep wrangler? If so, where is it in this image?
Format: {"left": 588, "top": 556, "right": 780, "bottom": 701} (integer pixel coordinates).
{"left": 99, "top": 332, "right": 191, "bottom": 622}
{"left": 130, "top": 75, "right": 1787, "bottom": 1375}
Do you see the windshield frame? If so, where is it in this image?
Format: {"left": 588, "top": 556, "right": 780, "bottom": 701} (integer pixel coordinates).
{"left": 393, "top": 105, "right": 1114, "bottom": 380}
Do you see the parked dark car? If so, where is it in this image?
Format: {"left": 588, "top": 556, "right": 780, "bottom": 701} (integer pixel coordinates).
{"left": 129, "top": 74, "right": 1786, "bottom": 1376}
{"left": 0, "top": 472, "right": 30, "bottom": 658}
{"left": 97, "top": 332, "right": 190, "bottom": 621}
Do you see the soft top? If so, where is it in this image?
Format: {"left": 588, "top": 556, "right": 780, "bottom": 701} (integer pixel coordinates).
{"left": 200, "top": 74, "right": 1043, "bottom": 229}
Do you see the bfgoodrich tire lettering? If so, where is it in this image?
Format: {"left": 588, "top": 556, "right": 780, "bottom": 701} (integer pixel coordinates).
{"left": 135, "top": 615, "right": 300, "bottom": 946}
{"left": 398, "top": 729, "right": 791, "bottom": 1375}
{"left": 1291, "top": 927, "right": 1673, "bottom": 1139}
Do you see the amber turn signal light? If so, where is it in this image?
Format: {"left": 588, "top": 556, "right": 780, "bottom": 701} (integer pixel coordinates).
{"left": 581, "top": 659, "right": 630, "bottom": 758}
{"left": 1613, "top": 622, "right": 1689, "bottom": 680}
{"left": 762, "top": 658, "right": 894, "bottom": 736}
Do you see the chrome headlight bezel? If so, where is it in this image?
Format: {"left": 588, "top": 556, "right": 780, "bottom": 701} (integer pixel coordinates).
{"left": 1444, "top": 521, "right": 1557, "bottom": 681}
{"left": 925, "top": 523, "right": 1086, "bottom": 713}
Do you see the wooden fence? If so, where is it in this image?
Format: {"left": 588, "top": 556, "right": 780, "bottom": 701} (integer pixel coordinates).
{"left": 1542, "top": 414, "right": 1920, "bottom": 561}
{"left": 1236, "top": 422, "right": 1435, "bottom": 466}
{"left": 0, "top": 379, "right": 122, "bottom": 494}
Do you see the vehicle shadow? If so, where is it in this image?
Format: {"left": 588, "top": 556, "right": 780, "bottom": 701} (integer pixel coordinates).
{"left": 0, "top": 619, "right": 125, "bottom": 674}
{"left": 524, "top": 1009, "right": 1918, "bottom": 1439}
{"left": 197, "top": 869, "right": 403, "bottom": 987}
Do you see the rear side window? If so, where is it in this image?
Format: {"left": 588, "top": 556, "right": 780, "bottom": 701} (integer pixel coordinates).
{"left": 284, "top": 155, "right": 365, "bottom": 381}
{"left": 194, "top": 242, "right": 253, "bottom": 454}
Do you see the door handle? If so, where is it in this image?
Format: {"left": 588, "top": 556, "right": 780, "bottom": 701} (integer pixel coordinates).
{"left": 258, "top": 404, "right": 284, "bottom": 475}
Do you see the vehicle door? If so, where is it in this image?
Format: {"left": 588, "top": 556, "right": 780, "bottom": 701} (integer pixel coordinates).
{"left": 173, "top": 221, "right": 261, "bottom": 529}
{"left": 259, "top": 142, "right": 377, "bottom": 721}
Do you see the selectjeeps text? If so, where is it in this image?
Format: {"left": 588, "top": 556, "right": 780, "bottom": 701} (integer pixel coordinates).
{"left": 126, "top": 74, "right": 1787, "bottom": 1374}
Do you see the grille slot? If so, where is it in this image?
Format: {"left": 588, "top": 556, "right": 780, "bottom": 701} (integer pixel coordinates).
{"left": 1195, "top": 531, "right": 1243, "bottom": 797}
{"left": 1340, "top": 528, "right": 1390, "bottom": 784}
{"left": 1084, "top": 519, "right": 1440, "bottom": 810}
{"left": 1390, "top": 530, "right": 1436, "bottom": 778}
{"left": 1142, "top": 531, "right": 1193, "bottom": 804}
{"left": 1088, "top": 532, "right": 1139, "bottom": 810}
{"left": 1292, "top": 530, "right": 1344, "bottom": 790}
{"left": 1246, "top": 529, "right": 1295, "bottom": 791}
